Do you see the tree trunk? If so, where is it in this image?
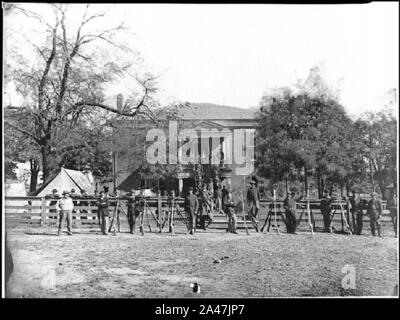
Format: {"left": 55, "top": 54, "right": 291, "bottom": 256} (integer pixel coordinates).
{"left": 377, "top": 179, "right": 387, "bottom": 200}
{"left": 304, "top": 166, "right": 309, "bottom": 193}
{"left": 29, "top": 159, "right": 40, "bottom": 192}
{"left": 285, "top": 175, "right": 289, "bottom": 197}
{"left": 41, "top": 144, "right": 51, "bottom": 184}
{"left": 317, "top": 174, "right": 322, "bottom": 199}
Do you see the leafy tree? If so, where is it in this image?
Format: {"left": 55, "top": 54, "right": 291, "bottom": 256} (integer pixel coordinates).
{"left": 4, "top": 4, "right": 157, "bottom": 188}
{"left": 352, "top": 99, "right": 397, "bottom": 198}
{"left": 256, "top": 67, "right": 354, "bottom": 197}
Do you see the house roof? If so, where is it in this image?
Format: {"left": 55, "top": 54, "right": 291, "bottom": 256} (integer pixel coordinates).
{"left": 169, "top": 102, "right": 257, "bottom": 120}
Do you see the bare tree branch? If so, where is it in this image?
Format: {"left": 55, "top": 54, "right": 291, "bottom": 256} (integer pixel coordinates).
{"left": 4, "top": 120, "right": 41, "bottom": 145}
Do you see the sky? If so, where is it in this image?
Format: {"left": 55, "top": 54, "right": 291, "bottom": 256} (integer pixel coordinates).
{"left": 4, "top": 3, "right": 399, "bottom": 118}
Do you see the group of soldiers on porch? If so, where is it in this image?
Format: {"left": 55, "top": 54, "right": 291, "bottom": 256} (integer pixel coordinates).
{"left": 47, "top": 177, "right": 397, "bottom": 238}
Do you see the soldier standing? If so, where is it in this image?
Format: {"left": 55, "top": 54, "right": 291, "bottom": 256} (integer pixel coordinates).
{"left": 200, "top": 185, "right": 213, "bottom": 230}
{"left": 367, "top": 192, "right": 383, "bottom": 237}
{"left": 215, "top": 185, "right": 223, "bottom": 213}
{"left": 224, "top": 191, "right": 238, "bottom": 234}
{"left": 127, "top": 191, "right": 136, "bottom": 234}
{"left": 283, "top": 190, "right": 303, "bottom": 234}
{"left": 97, "top": 191, "right": 110, "bottom": 235}
{"left": 246, "top": 180, "right": 260, "bottom": 232}
{"left": 56, "top": 191, "right": 74, "bottom": 236}
{"left": 320, "top": 190, "right": 334, "bottom": 233}
{"left": 185, "top": 187, "right": 199, "bottom": 235}
{"left": 349, "top": 190, "right": 364, "bottom": 235}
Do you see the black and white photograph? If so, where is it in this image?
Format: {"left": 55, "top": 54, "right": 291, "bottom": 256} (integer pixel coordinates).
{"left": 2, "top": 2, "right": 399, "bottom": 302}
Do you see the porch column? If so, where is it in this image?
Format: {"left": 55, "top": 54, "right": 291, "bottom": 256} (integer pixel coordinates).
{"left": 178, "top": 178, "right": 183, "bottom": 196}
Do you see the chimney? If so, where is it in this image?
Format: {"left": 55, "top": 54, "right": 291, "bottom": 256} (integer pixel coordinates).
{"left": 116, "top": 94, "right": 123, "bottom": 111}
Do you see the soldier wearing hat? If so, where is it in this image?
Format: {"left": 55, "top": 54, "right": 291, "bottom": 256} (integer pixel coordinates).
{"left": 97, "top": 190, "right": 110, "bottom": 235}
{"left": 283, "top": 189, "right": 303, "bottom": 233}
{"left": 200, "top": 184, "right": 213, "bottom": 230}
{"left": 224, "top": 191, "right": 238, "bottom": 234}
{"left": 246, "top": 180, "right": 260, "bottom": 232}
{"left": 349, "top": 190, "right": 365, "bottom": 235}
{"left": 367, "top": 192, "right": 383, "bottom": 237}
{"left": 320, "top": 190, "right": 334, "bottom": 233}
{"left": 127, "top": 190, "right": 145, "bottom": 234}
{"left": 56, "top": 191, "right": 74, "bottom": 235}
{"left": 185, "top": 187, "right": 199, "bottom": 235}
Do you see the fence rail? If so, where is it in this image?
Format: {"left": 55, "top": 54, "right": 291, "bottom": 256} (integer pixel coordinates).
{"left": 4, "top": 196, "right": 392, "bottom": 229}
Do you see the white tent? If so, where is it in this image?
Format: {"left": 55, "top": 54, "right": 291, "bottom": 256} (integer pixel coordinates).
{"left": 29, "top": 167, "right": 95, "bottom": 196}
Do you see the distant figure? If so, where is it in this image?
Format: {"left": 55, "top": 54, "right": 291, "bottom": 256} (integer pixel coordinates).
{"left": 46, "top": 188, "right": 60, "bottom": 198}
{"left": 349, "top": 190, "right": 364, "bottom": 235}
{"left": 221, "top": 185, "right": 228, "bottom": 209}
{"left": 97, "top": 190, "right": 110, "bottom": 235}
{"left": 70, "top": 188, "right": 79, "bottom": 199}
{"left": 185, "top": 187, "right": 199, "bottom": 235}
{"left": 367, "top": 192, "right": 383, "bottom": 237}
{"left": 80, "top": 189, "right": 89, "bottom": 214}
{"left": 223, "top": 191, "right": 238, "bottom": 234}
{"left": 283, "top": 190, "right": 303, "bottom": 234}
{"left": 103, "top": 186, "right": 109, "bottom": 196}
{"left": 247, "top": 180, "right": 260, "bottom": 232}
{"left": 387, "top": 195, "right": 397, "bottom": 237}
{"left": 56, "top": 191, "right": 74, "bottom": 236}
{"left": 215, "top": 185, "right": 223, "bottom": 213}
{"left": 320, "top": 190, "right": 334, "bottom": 233}
{"left": 200, "top": 185, "right": 213, "bottom": 230}
{"left": 46, "top": 188, "right": 60, "bottom": 218}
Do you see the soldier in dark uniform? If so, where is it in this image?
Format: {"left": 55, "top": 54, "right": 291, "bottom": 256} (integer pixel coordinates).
{"left": 215, "top": 185, "right": 223, "bottom": 213}
{"left": 223, "top": 191, "right": 238, "bottom": 234}
{"left": 320, "top": 190, "right": 334, "bottom": 233}
{"left": 221, "top": 185, "right": 228, "bottom": 203}
{"left": 185, "top": 187, "right": 199, "bottom": 235}
{"left": 200, "top": 185, "right": 213, "bottom": 230}
{"left": 246, "top": 180, "right": 260, "bottom": 232}
{"left": 349, "top": 190, "right": 364, "bottom": 235}
{"left": 97, "top": 191, "right": 110, "bottom": 235}
{"left": 367, "top": 192, "right": 383, "bottom": 237}
{"left": 283, "top": 190, "right": 303, "bottom": 234}
{"left": 127, "top": 191, "right": 136, "bottom": 234}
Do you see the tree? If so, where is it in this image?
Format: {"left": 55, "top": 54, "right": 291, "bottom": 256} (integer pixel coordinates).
{"left": 352, "top": 101, "right": 397, "bottom": 198}
{"left": 256, "top": 67, "right": 354, "bottom": 197}
{"left": 4, "top": 4, "right": 157, "bottom": 188}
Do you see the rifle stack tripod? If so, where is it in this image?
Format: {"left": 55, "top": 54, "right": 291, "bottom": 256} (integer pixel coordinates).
{"left": 107, "top": 195, "right": 185, "bottom": 236}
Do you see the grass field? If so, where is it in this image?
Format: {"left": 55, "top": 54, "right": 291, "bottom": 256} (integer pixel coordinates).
{"left": 5, "top": 222, "right": 398, "bottom": 298}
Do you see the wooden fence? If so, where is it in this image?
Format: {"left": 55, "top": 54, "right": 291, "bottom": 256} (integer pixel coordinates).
{"left": 4, "top": 196, "right": 392, "bottom": 231}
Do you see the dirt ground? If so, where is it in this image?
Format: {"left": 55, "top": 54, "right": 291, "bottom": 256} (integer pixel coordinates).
{"left": 5, "top": 222, "right": 398, "bottom": 298}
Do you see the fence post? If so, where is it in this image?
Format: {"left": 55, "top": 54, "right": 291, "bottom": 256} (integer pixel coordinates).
{"left": 41, "top": 197, "right": 46, "bottom": 227}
